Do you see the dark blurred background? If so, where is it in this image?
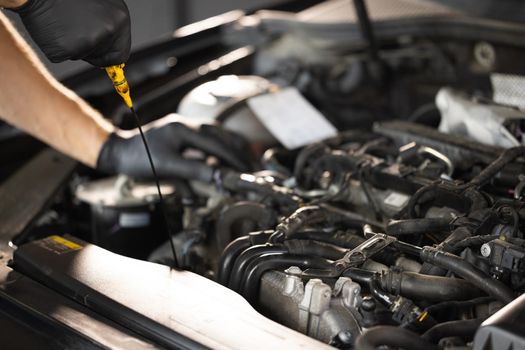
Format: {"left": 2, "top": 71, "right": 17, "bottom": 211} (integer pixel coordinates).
{"left": 5, "top": 0, "right": 282, "bottom": 78}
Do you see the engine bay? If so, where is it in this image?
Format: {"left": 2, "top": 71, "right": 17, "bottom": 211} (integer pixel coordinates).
{"left": 7, "top": 1, "right": 525, "bottom": 349}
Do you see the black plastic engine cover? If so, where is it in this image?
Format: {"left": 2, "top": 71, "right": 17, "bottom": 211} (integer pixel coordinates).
{"left": 474, "top": 293, "right": 525, "bottom": 350}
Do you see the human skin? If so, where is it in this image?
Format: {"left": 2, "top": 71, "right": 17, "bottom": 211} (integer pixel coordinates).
{"left": 0, "top": 0, "right": 27, "bottom": 8}
{"left": 0, "top": 11, "right": 114, "bottom": 167}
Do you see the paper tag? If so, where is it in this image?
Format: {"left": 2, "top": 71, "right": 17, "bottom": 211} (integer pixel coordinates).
{"left": 247, "top": 87, "right": 338, "bottom": 149}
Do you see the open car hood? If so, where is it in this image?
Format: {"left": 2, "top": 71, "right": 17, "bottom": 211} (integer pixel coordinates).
{"left": 431, "top": 0, "right": 525, "bottom": 22}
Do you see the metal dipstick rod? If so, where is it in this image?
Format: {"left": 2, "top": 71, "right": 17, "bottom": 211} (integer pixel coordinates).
{"left": 105, "top": 64, "right": 179, "bottom": 268}
{"left": 352, "top": 0, "right": 380, "bottom": 62}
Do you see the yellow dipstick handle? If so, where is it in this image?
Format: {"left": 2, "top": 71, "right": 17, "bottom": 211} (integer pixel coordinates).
{"left": 105, "top": 64, "right": 133, "bottom": 109}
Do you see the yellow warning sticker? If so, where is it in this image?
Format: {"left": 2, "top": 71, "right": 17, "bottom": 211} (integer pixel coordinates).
{"left": 38, "top": 235, "right": 83, "bottom": 255}
{"left": 50, "top": 235, "right": 83, "bottom": 250}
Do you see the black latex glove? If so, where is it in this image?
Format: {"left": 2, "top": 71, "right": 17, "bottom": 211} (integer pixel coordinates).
{"left": 11, "top": 0, "right": 131, "bottom": 67}
{"left": 96, "top": 115, "right": 253, "bottom": 182}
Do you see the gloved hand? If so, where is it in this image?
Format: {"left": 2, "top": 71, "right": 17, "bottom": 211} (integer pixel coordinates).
{"left": 96, "top": 115, "right": 253, "bottom": 182}
{"left": 11, "top": 0, "right": 131, "bottom": 67}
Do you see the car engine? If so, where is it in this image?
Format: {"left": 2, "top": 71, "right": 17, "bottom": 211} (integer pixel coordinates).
{"left": 11, "top": 1, "right": 525, "bottom": 349}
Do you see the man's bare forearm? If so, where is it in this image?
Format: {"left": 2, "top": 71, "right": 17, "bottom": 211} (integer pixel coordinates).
{"left": 0, "top": 12, "right": 115, "bottom": 167}
{"left": 0, "top": 0, "right": 26, "bottom": 9}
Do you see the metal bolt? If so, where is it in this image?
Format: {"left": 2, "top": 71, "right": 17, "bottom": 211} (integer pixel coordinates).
{"left": 481, "top": 243, "right": 492, "bottom": 257}
{"left": 474, "top": 41, "right": 496, "bottom": 69}
{"left": 335, "top": 262, "right": 346, "bottom": 271}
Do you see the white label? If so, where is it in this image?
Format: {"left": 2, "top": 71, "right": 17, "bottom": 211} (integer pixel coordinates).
{"left": 384, "top": 192, "right": 410, "bottom": 208}
{"left": 247, "top": 87, "right": 338, "bottom": 149}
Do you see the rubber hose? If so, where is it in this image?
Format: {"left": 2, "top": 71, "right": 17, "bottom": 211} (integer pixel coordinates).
{"left": 425, "top": 296, "right": 495, "bottom": 315}
{"left": 308, "top": 154, "right": 359, "bottom": 185}
{"left": 342, "top": 268, "right": 395, "bottom": 307}
{"left": 406, "top": 185, "right": 471, "bottom": 219}
{"left": 269, "top": 204, "right": 375, "bottom": 244}
{"left": 355, "top": 326, "right": 440, "bottom": 350}
{"left": 379, "top": 271, "right": 483, "bottom": 302}
{"left": 284, "top": 231, "right": 401, "bottom": 265}
{"left": 228, "top": 245, "right": 287, "bottom": 291}
{"left": 284, "top": 239, "right": 346, "bottom": 260}
{"left": 216, "top": 202, "right": 275, "bottom": 252}
{"left": 406, "top": 185, "right": 440, "bottom": 219}
{"left": 422, "top": 318, "right": 483, "bottom": 344}
{"left": 468, "top": 147, "right": 525, "bottom": 188}
{"left": 419, "top": 226, "right": 472, "bottom": 276}
{"left": 294, "top": 143, "right": 329, "bottom": 188}
{"left": 463, "top": 187, "right": 489, "bottom": 211}
{"left": 453, "top": 235, "right": 499, "bottom": 249}
{"left": 292, "top": 230, "right": 366, "bottom": 249}
{"left": 420, "top": 247, "right": 515, "bottom": 303}
{"left": 386, "top": 218, "right": 453, "bottom": 236}
{"left": 217, "top": 236, "right": 251, "bottom": 286}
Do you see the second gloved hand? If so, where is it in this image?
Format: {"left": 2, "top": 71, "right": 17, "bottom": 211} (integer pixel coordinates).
{"left": 11, "top": 0, "right": 131, "bottom": 67}
{"left": 96, "top": 114, "right": 253, "bottom": 182}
